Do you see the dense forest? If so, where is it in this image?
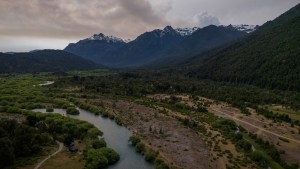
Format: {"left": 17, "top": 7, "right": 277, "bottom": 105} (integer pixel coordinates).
{"left": 0, "top": 50, "right": 101, "bottom": 73}
{"left": 53, "top": 71, "right": 300, "bottom": 111}
{"left": 186, "top": 4, "right": 300, "bottom": 92}
{"left": 0, "top": 119, "right": 53, "bottom": 168}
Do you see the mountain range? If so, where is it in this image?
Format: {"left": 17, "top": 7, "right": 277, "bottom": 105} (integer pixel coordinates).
{"left": 0, "top": 24, "right": 257, "bottom": 73}
{"left": 65, "top": 24, "right": 257, "bottom": 68}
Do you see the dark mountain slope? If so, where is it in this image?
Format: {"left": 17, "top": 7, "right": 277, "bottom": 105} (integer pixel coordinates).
{"left": 147, "top": 25, "right": 246, "bottom": 68}
{"left": 63, "top": 25, "right": 252, "bottom": 69}
{"left": 64, "top": 33, "right": 126, "bottom": 63}
{"left": 101, "top": 26, "right": 184, "bottom": 68}
{"left": 187, "top": 3, "right": 300, "bottom": 91}
{"left": 0, "top": 50, "right": 101, "bottom": 73}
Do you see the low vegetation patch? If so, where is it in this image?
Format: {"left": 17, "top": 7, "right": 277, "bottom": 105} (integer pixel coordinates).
{"left": 66, "top": 107, "right": 80, "bottom": 115}
{"left": 84, "top": 148, "right": 119, "bottom": 169}
{"left": 129, "top": 135, "right": 169, "bottom": 169}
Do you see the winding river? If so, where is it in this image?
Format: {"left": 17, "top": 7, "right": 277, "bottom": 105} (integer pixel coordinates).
{"left": 33, "top": 108, "right": 154, "bottom": 169}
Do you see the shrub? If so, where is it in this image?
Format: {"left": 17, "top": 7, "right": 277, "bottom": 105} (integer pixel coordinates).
{"left": 101, "top": 111, "right": 109, "bottom": 118}
{"left": 115, "top": 117, "right": 122, "bottom": 126}
{"left": 135, "top": 142, "right": 145, "bottom": 153}
{"left": 108, "top": 114, "right": 115, "bottom": 119}
{"left": 63, "top": 134, "right": 74, "bottom": 146}
{"left": 46, "top": 107, "right": 54, "bottom": 112}
{"left": 145, "top": 149, "right": 157, "bottom": 163}
{"left": 92, "top": 139, "right": 107, "bottom": 149}
{"left": 155, "top": 158, "right": 170, "bottom": 169}
{"left": 87, "top": 128, "right": 103, "bottom": 139}
{"left": 197, "top": 106, "right": 208, "bottom": 113}
{"left": 250, "top": 151, "right": 268, "bottom": 167}
{"left": 66, "top": 107, "right": 80, "bottom": 115}
{"left": 99, "top": 148, "right": 120, "bottom": 165}
{"left": 129, "top": 135, "right": 141, "bottom": 146}
{"left": 84, "top": 149, "right": 108, "bottom": 169}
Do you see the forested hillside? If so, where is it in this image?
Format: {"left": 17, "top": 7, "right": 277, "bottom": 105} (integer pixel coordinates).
{"left": 187, "top": 3, "right": 300, "bottom": 91}
{"left": 147, "top": 25, "right": 246, "bottom": 68}
{"left": 0, "top": 50, "right": 101, "bottom": 73}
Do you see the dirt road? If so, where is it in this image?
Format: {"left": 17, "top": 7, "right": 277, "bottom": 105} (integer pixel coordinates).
{"left": 34, "top": 141, "right": 64, "bottom": 169}
{"left": 211, "top": 108, "right": 300, "bottom": 144}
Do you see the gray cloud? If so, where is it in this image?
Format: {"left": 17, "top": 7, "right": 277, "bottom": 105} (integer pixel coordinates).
{"left": 154, "top": 1, "right": 173, "bottom": 15}
{"left": 193, "top": 12, "right": 220, "bottom": 27}
{"left": 0, "top": 0, "right": 167, "bottom": 40}
{"left": 153, "top": 0, "right": 300, "bottom": 26}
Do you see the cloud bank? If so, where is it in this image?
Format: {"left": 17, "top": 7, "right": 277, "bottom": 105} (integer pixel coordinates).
{"left": 0, "top": 0, "right": 167, "bottom": 39}
{"left": 193, "top": 12, "right": 220, "bottom": 27}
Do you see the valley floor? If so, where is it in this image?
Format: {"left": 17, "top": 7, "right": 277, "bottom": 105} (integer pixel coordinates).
{"left": 1, "top": 73, "right": 299, "bottom": 169}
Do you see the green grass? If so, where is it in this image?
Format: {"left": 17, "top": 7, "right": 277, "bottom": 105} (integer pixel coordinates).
{"left": 265, "top": 105, "right": 300, "bottom": 121}
{"left": 68, "top": 69, "right": 111, "bottom": 77}
{"left": 243, "top": 135, "right": 284, "bottom": 169}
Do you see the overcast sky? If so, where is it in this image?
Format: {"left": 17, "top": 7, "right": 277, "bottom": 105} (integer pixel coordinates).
{"left": 0, "top": 0, "right": 299, "bottom": 52}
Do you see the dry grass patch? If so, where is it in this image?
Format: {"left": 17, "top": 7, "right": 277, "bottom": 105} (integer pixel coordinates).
{"left": 39, "top": 149, "right": 84, "bottom": 169}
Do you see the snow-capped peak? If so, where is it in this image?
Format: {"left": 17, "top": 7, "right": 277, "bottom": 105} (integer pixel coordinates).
{"left": 175, "top": 27, "right": 200, "bottom": 36}
{"left": 87, "top": 33, "right": 128, "bottom": 43}
{"left": 174, "top": 24, "right": 258, "bottom": 36}
{"left": 153, "top": 26, "right": 179, "bottom": 37}
{"left": 123, "top": 39, "right": 132, "bottom": 43}
{"left": 225, "top": 24, "right": 259, "bottom": 33}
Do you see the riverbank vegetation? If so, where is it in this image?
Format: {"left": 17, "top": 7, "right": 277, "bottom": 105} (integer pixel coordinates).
{"left": 129, "top": 135, "right": 169, "bottom": 169}
{"left": 1, "top": 72, "right": 299, "bottom": 169}
{"left": 0, "top": 74, "right": 120, "bottom": 169}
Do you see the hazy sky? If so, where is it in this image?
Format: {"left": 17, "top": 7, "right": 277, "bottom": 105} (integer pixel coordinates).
{"left": 0, "top": 0, "right": 299, "bottom": 52}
